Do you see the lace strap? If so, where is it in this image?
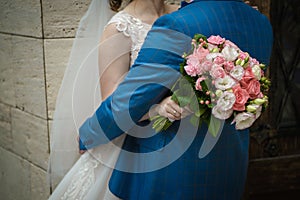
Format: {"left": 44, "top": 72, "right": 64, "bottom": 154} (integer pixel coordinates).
{"left": 105, "top": 11, "right": 147, "bottom": 37}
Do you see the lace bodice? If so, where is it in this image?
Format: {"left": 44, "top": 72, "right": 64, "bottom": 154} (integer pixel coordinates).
{"left": 106, "top": 11, "right": 152, "bottom": 65}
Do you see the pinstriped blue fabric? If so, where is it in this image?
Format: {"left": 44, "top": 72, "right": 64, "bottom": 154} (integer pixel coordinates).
{"left": 79, "top": 0, "right": 273, "bottom": 199}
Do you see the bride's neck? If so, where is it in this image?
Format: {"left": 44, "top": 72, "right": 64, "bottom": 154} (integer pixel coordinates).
{"left": 125, "top": 0, "right": 167, "bottom": 23}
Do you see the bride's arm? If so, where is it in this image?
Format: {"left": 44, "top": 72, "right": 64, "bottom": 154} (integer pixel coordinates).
{"left": 98, "top": 23, "right": 131, "bottom": 101}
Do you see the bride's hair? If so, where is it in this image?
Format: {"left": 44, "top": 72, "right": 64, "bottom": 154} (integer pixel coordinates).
{"left": 109, "top": 0, "right": 133, "bottom": 12}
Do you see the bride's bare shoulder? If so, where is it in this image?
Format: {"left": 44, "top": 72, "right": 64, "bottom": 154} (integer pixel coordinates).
{"left": 102, "top": 23, "right": 118, "bottom": 37}
{"left": 166, "top": 4, "right": 180, "bottom": 14}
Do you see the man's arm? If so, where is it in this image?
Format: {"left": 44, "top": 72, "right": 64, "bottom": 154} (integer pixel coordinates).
{"left": 79, "top": 14, "right": 192, "bottom": 149}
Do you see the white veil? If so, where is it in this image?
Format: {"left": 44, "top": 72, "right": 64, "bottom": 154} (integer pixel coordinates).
{"left": 48, "top": 0, "right": 116, "bottom": 188}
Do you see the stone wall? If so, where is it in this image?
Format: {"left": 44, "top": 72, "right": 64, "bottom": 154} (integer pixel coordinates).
{"left": 0, "top": 0, "right": 269, "bottom": 199}
{"left": 0, "top": 0, "right": 181, "bottom": 199}
{"left": 0, "top": 0, "right": 92, "bottom": 199}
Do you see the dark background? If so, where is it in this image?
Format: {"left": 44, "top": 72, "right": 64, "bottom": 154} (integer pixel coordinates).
{"left": 243, "top": 0, "right": 300, "bottom": 199}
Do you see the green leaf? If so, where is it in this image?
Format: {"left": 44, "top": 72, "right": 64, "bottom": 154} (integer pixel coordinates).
{"left": 208, "top": 116, "right": 222, "bottom": 138}
{"left": 194, "top": 34, "right": 207, "bottom": 42}
{"left": 195, "top": 108, "right": 206, "bottom": 118}
{"left": 190, "top": 114, "right": 199, "bottom": 127}
{"left": 177, "top": 96, "right": 191, "bottom": 107}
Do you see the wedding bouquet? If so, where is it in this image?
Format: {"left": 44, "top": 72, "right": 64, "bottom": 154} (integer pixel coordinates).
{"left": 151, "top": 34, "right": 271, "bottom": 137}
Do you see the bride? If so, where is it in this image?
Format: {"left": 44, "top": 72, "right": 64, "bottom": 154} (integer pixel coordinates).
{"left": 48, "top": 0, "right": 182, "bottom": 199}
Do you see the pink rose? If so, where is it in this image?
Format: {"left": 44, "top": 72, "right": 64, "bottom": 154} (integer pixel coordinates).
{"left": 213, "top": 56, "right": 226, "bottom": 65}
{"left": 195, "top": 77, "right": 206, "bottom": 91}
{"left": 244, "top": 79, "right": 261, "bottom": 99}
{"left": 232, "top": 85, "right": 249, "bottom": 111}
{"left": 207, "top": 35, "right": 225, "bottom": 45}
{"left": 240, "top": 67, "right": 261, "bottom": 99}
{"left": 210, "top": 66, "right": 226, "bottom": 79}
{"left": 240, "top": 67, "right": 255, "bottom": 85}
{"left": 224, "top": 61, "right": 235, "bottom": 72}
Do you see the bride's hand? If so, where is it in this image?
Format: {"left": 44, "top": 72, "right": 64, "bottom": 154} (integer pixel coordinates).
{"left": 77, "top": 136, "right": 87, "bottom": 154}
{"left": 154, "top": 96, "right": 192, "bottom": 121}
{"left": 244, "top": 1, "right": 259, "bottom": 11}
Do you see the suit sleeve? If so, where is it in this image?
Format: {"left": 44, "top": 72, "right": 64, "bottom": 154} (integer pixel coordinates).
{"left": 79, "top": 14, "right": 193, "bottom": 149}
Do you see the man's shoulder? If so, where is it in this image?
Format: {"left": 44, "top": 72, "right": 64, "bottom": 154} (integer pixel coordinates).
{"left": 152, "top": 9, "right": 191, "bottom": 33}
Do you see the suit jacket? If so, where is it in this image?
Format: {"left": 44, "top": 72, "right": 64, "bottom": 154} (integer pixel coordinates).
{"left": 79, "top": 0, "right": 273, "bottom": 199}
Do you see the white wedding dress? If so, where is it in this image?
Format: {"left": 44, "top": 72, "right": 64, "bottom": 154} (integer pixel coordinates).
{"left": 49, "top": 11, "right": 152, "bottom": 200}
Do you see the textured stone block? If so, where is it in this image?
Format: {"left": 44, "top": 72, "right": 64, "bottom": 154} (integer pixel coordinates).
{"left": 0, "top": 147, "right": 31, "bottom": 200}
{"left": 44, "top": 39, "right": 74, "bottom": 119}
{"left": 0, "top": 0, "right": 42, "bottom": 37}
{"left": 0, "top": 103, "right": 12, "bottom": 151}
{"left": 11, "top": 108, "right": 49, "bottom": 170}
{"left": 12, "top": 36, "right": 47, "bottom": 119}
{"left": 42, "top": 0, "right": 91, "bottom": 38}
{"left": 0, "top": 147, "right": 50, "bottom": 200}
{"left": 31, "top": 163, "right": 50, "bottom": 200}
{"left": 0, "top": 34, "right": 16, "bottom": 106}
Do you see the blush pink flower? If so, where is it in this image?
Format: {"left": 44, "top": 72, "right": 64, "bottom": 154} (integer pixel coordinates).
{"left": 207, "top": 35, "right": 226, "bottom": 45}
{"left": 201, "top": 60, "right": 213, "bottom": 72}
{"left": 239, "top": 52, "right": 249, "bottom": 60}
{"left": 232, "top": 84, "right": 250, "bottom": 111}
{"left": 210, "top": 66, "right": 226, "bottom": 79}
{"left": 224, "top": 61, "right": 235, "bottom": 72}
{"left": 184, "top": 55, "right": 202, "bottom": 76}
{"left": 224, "top": 40, "right": 239, "bottom": 49}
{"left": 249, "top": 58, "right": 259, "bottom": 67}
{"left": 213, "top": 56, "right": 226, "bottom": 65}
{"left": 195, "top": 77, "right": 206, "bottom": 91}
{"left": 194, "top": 46, "right": 210, "bottom": 62}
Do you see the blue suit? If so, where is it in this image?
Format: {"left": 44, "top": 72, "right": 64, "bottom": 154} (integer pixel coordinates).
{"left": 79, "top": 0, "right": 273, "bottom": 199}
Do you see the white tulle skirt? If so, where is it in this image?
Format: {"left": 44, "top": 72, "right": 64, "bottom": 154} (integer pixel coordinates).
{"left": 48, "top": 136, "right": 125, "bottom": 200}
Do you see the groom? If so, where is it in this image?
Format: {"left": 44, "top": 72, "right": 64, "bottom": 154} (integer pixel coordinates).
{"left": 79, "top": 0, "right": 273, "bottom": 199}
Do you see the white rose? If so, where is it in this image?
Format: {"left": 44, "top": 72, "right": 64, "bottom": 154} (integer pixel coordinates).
{"left": 232, "top": 112, "right": 256, "bottom": 130}
{"left": 221, "top": 46, "right": 239, "bottom": 61}
{"left": 206, "top": 53, "right": 223, "bottom": 61}
{"left": 255, "top": 105, "right": 262, "bottom": 119}
{"left": 215, "top": 75, "right": 236, "bottom": 90}
{"left": 230, "top": 65, "right": 244, "bottom": 80}
{"left": 215, "top": 89, "right": 223, "bottom": 97}
{"left": 212, "top": 105, "right": 233, "bottom": 120}
{"left": 252, "top": 65, "right": 262, "bottom": 80}
{"left": 207, "top": 43, "right": 218, "bottom": 51}
{"left": 217, "top": 91, "right": 236, "bottom": 111}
